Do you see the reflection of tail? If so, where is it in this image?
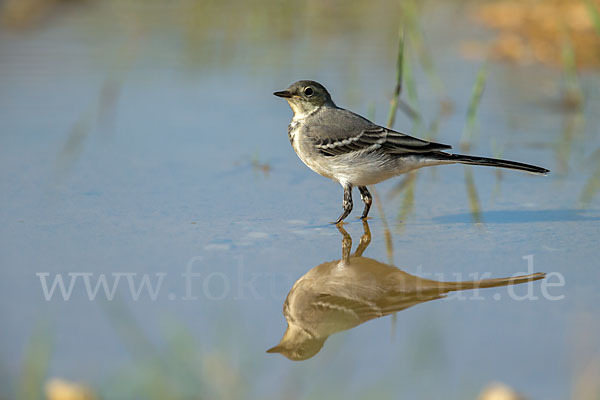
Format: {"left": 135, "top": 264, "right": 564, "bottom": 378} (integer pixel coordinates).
{"left": 432, "top": 153, "right": 549, "bottom": 175}
{"left": 445, "top": 272, "right": 546, "bottom": 291}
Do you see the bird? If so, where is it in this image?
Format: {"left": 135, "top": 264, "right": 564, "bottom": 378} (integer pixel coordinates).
{"left": 266, "top": 221, "right": 546, "bottom": 361}
{"left": 274, "top": 80, "right": 549, "bottom": 224}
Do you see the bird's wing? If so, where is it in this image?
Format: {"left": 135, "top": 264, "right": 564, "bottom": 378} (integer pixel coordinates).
{"left": 312, "top": 293, "right": 384, "bottom": 323}
{"left": 307, "top": 108, "right": 451, "bottom": 157}
{"left": 313, "top": 290, "right": 455, "bottom": 327}
{"left": 312, "top": 291, "right": 448, "bottom": 323}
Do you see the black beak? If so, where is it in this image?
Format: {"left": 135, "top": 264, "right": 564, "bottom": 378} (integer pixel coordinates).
{"left": 273, "top": 90, "right": 292, "bottom": 98}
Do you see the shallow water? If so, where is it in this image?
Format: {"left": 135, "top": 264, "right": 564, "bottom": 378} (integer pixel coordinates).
{"left": 1, "top": 1, "right": 599, "bottom": 399}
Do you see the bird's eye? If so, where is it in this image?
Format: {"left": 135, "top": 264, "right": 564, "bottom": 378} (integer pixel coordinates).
{"left": 304, "top": 87, "right": 314, "bottom": 97}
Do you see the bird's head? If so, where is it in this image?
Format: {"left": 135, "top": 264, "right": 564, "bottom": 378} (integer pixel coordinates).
{"left": 266, "top": 323, "right": 326, "bottom": 361}
{"left": 273, "top": 80, "right": 335, "bottom": 119}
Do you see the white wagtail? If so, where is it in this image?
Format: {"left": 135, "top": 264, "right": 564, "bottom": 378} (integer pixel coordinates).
{"left": 266, "top": 221, "right": 546, "bottom": 361}
{"left": 274, "top": 80, "right": 549, "bottom": 224}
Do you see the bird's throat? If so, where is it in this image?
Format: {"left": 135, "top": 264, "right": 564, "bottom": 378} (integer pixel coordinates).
{"left": 289, "top": 101, "right": 321, "bottom": 122}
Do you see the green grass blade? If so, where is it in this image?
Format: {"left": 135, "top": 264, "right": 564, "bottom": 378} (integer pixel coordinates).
{"left": 387, "top": 28, "right": 405, "bottom": 129}
{"left": 17, "top": 321, "right": 53, "bottom": 400}
{"left": 585, "top": 0, "right": 600, "bottom": 36}
{"left": 460, "top": 64, "right": 487, "bottom": 151}
{"left": 579, "top": 157, "right": 600, "bottom": 207}
{"left": 464, "top": 167, "right": 483, "bottom": 225}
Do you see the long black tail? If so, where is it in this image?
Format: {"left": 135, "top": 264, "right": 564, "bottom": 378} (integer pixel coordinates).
{"left": 438, "top": 153, "right": 549, "bottom": 175}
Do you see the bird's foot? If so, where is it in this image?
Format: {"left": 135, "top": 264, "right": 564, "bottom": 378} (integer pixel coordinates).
{"left": 332, "top": 219, "right": 348, "bottom": 225}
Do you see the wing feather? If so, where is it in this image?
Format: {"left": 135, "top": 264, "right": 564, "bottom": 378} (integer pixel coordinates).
{"left": 306, "top": 108, "right": 451, "bottom": 157}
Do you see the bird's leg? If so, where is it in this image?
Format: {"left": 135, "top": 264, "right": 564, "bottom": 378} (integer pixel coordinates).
{"left": 336, "top": 223, "right": 352, "bottom": 262}
{"left": 358, "top": 186, "right": 372, "bottom": 220}
{"left": 353, "top": 220, "right": 372, "bottom": 257}
{"left": 334, "top": 184, "right": 353, "bottom": 224}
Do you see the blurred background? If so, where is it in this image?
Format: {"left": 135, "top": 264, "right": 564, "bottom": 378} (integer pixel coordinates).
{"left": 1, "top": 0, "right": 599, "bottom": 399}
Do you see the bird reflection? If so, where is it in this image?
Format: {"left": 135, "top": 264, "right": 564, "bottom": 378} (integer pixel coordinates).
{"left": 267, "top": 221, "right": 545, "bottom": 361}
